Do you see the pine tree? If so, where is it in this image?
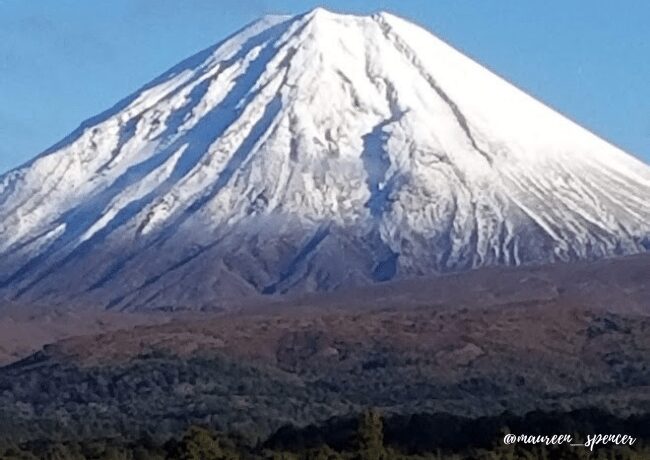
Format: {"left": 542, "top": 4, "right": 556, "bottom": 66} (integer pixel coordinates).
{"left": 177, "top": 426, "right": 224, "bottom": 460}
{"left": 357, "top": 409, "right": 385, "bottom": 460}
{"left": 306, "top": 445, "right": 342, "bottom": 460}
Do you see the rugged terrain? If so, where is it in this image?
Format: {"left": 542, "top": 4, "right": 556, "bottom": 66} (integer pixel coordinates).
{"left": 0, "top": 7, "right": 648, "bottom": 454}
{"left": 0, "top": 254, "right": 648, "bottom": 441}
{"left": 0, "top": 8, "right": 648, "bottom": 310}
{"left": 0, "top": 252, "right": 647, "bottom": 366}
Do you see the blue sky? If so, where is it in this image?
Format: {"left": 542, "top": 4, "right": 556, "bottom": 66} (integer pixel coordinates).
{"left": 0, "top": 0, "right": 648, "bottom": 173}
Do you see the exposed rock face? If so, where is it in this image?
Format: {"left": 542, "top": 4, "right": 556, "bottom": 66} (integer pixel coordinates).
{"left": 0, "top": 8, "right": 649, "bottom": 310}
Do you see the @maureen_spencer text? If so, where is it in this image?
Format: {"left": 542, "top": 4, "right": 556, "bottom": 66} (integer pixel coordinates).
{"left": 503, "top": 433, "right": 637, "bottom": 451}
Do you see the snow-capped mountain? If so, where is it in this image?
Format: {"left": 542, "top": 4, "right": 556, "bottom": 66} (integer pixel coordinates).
{"left": 1, "top": 8, "right": 649, "bottom": 310}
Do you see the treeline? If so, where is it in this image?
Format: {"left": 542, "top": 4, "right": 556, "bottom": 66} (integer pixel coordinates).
{"left": 0, "top": 352, "right": 335, "bottom": 441}
{"left": 3, "top": 341, "right": 649, "bottom": 445}
{"left": 2, "top": 409, "right": 650, "bottom": 459}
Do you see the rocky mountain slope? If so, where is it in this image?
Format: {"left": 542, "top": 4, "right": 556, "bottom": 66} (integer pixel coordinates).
{"left": 1, "top": 252, "right": 648, "bottom": 366}
{"left": 1, "top": 8, "right": 649, "bottom": 310}
{"left": 2, "top": 255, "right": 650, "bottom": 440}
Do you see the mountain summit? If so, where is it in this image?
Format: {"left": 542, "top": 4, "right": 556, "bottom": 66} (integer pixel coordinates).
{"left": 1, "top": 9, "right": 649, "bottom": 310}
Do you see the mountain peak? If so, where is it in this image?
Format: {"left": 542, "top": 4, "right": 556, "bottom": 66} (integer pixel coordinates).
{"left": 0, "top": 10, "right": 648, "bottom": 310}
{"left": 294, "top": 7, "right": 395, "bottom": 31}
{"left": 304, "top": 6, "right": 336, "bottom": 18}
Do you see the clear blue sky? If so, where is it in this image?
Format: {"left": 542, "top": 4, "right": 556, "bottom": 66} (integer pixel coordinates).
{"left": 1, "top": 0, "right": 648, "bottom": 174}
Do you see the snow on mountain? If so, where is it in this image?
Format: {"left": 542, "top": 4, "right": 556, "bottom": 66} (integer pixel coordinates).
{"left": 0, "top": 8, "right": 649, "bottom": 310}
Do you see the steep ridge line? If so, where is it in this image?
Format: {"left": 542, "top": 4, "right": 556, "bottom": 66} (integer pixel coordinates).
{"left": 373, "top": 14, "right": 494, "bottom": 167}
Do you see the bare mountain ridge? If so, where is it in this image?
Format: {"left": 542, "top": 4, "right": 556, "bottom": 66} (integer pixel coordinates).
{"left": 0, "top": 8, "right": 649, "bottom": 310}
